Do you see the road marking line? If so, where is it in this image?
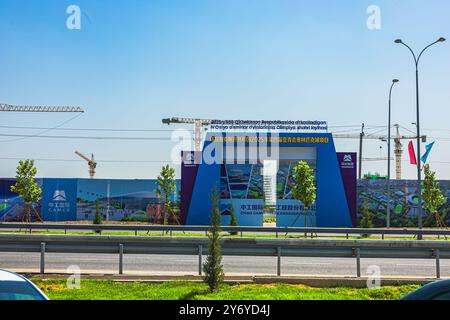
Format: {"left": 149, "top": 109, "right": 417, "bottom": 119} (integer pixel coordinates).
{"left": 293, "top": 263, "right": 333, "bottom": 266}
{"left": 396, "top": 264, "right": 428, "bottom": 266}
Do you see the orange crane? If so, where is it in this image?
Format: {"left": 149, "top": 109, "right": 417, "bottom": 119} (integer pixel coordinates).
{"left": 75, "top": 150, "right": 97, "bottom": 179}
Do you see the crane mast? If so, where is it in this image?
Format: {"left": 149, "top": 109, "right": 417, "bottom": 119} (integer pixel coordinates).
{"left": 393, "top": 125, "right": 403, "bottom": 179}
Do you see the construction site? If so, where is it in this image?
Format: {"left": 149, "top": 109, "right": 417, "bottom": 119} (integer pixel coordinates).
{"left": 1, "top": 104, "right": 449, "bottom": 228}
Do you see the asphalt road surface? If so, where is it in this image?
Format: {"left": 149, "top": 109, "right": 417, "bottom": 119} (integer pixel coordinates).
{"left": 0, "top": 252, "right": 447, "bottom": 278}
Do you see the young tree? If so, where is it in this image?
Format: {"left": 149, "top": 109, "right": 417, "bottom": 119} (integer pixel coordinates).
{"left": 203, "top": 185, "right": 224, "bottom": 292}
{"left": 10, "top": 160, "right": 42, "bottom": 223}
{"left": 359, "top": 200, "right": 374, "bottom": 237}
{"left": 156, "top": 165, "right": 178, "bottom": 225}
{"left": 290, "top": 161, "right": 317, "bottom": 228}
{"left": 93, "top": 199, "right": 103, "bottom": 233}
{"left": 229, "top": 204, "right": 238, "bottom": 235}
{"left": 422, "top": 164, "right": 446, "bottom": 228}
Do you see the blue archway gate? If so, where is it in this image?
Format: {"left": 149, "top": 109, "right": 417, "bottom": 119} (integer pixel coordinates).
{"left": 181, "top": 132, "right": 356, "bottom": 227}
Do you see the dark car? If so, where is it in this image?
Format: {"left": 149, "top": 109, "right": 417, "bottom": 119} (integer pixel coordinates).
{"left": 0, "top": 269, "right": 49, "bottom": 300}
{"left": 401, "top": 279, "right": 450, "bottom": 300}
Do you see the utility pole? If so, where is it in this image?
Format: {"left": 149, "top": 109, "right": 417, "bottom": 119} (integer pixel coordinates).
{"left": 358, "top": 123, "right": 365, "bottom": 180}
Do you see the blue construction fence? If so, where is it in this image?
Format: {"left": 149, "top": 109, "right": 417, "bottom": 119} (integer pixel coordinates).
{"left": 1, "top": 177, "right": 449, "bottom": 227}
{"left": 0, "top": 178, "right": 179, "bottom": 222}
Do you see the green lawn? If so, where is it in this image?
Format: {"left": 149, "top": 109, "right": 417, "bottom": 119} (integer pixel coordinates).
{"left": 32, "top": 279, "right": 419, "bottom": 300}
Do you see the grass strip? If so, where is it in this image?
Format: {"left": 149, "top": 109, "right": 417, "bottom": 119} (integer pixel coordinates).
{"left": 32, "top": 279, "right": 419, "bottom": 300}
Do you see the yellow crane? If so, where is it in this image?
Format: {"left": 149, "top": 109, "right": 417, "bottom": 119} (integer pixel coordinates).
{"left": 75, "top": 150, "right": 97, "bottom": 179}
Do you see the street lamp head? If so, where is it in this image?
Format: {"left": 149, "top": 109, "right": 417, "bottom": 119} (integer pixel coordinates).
{"left": 438, "top": 37, "right": 446, "bottom": 42}
{"left": 395, "top": 39, "right": 403, "bottom": 44}
{"left": 393, "top": 79, "right": 400, "bottom": 83}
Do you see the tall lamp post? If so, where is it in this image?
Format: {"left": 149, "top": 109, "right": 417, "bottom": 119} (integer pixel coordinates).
{"left": 387, "top": 79, "right": 399, "bottom": 229}
{"left": 395, "top": 37, "right": 446, "bottom": 238}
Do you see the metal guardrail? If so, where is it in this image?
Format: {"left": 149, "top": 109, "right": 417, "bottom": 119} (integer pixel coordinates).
{"left": 0, "top": 234, "right": 449, "bottom": 278}
{"left": 0, "top": 222, "right": 449, "bottom": 239}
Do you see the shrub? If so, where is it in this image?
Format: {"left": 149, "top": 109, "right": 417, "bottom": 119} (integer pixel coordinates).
{"left": 359, "top": 201, "right": 374, "bottom": 237}
{"left": 203, "top": 185, "right": 224, "bottom": 292}
{"left": 229, "top": 205, "right": 238, "bottom": 235}
{"left": 93, "top": 199, "right": 103, "bottom": 233}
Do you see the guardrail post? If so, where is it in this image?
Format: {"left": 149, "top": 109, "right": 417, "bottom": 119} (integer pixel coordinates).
{"left": 40, "top": 242, "right": 46, "bottom": 274}
{"left": 355, "top": 248, "right": 361, "bottom": 278}
{"left": 277, "top": 247, "right": 281, "bottom": 276}
{"left": 418, "top": 230, "right": 423, "bottom": 241}
{"left": 119, "top": 244, "right": 124, "bottom": 275}
{"left": 435, "top": 249, "right": 441, "bottom": 279}
{"left": 382, "top": 233, "right": 385, "bottom": 240}
{"left": 198, "top": 245, "right": 203, "bottom": 276}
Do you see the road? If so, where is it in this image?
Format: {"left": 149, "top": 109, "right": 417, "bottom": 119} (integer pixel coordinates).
{"left": 0, "top": 252, "right": 447, "bottom": 278}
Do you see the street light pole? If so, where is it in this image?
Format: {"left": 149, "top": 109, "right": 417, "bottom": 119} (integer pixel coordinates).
{"left": 387, "top": 79, "right": 399, "bottom": 229}
{"left": 395, "top": 37, "right": 446, "bottom": 238}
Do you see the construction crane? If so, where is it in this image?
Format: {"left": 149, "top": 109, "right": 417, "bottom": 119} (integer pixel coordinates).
{"left": 162, "top": 117, "right": 421, "bottom": 180}
{"left": 0, "top": 103, "right": 84, "bottom": 113}
{"left": 162, "top": 117, "right": 214, "bottom": 152}
{"left": 333, "top": 124, "right": 426, "bottom": 180}
{"left": 75, "top": 151, "right": 97, "bottom": 179}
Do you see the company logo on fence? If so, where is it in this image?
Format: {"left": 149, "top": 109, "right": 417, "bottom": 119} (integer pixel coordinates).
{"left": 53, "top": 190, "right": 67, "bottom": 201}
{"left": 49, "top": 190, "right": 71, "bottom": 214}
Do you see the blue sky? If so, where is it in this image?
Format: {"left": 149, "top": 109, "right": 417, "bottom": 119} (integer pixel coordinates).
{"left": 0, "top": 0, "right": 449, "bottom": 179}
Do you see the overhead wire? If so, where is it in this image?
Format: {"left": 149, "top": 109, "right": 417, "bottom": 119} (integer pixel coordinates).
{"left": 0, "top": 157, "right": 173, "bottom": 163}
{"left": 0, "top": 125, "right": 190, "bottom": 132}
{"left": 0, "top": 133, "right": 172, "bottom": 141}
{"left": 0, "top": 113, "right": 84, "bottom": 143}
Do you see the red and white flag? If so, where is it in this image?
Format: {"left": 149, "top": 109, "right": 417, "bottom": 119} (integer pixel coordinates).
{"left": 408, "top": 141, "right": 417, "bottom": 165}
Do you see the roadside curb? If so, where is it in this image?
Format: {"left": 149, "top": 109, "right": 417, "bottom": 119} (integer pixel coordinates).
{"left": 252, "top": 276, "right": 435, "bottom": 288}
